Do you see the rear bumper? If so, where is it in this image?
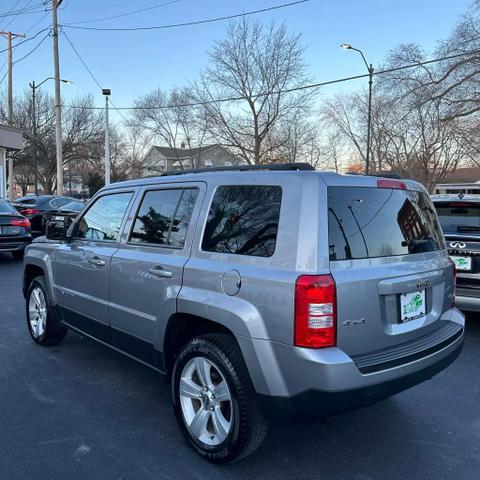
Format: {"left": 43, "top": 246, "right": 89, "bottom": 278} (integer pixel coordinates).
{"left": 237, "top": 307, "right": 465, "bottom": 420}
{"left": 455, "top": 294, "right": 480, "bottom": 312}
{"left": 0, "top": 237, "right": 31, "bottom": 252}
{"left": 258, "top": 340, "right": 463, "bottom": 421}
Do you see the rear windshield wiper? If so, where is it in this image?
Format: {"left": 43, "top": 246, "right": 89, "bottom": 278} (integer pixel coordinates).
{"left": 457, "top": 226, "right": 480, "bottom": 232}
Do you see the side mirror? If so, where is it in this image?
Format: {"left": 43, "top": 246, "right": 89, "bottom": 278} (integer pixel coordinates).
{"left": 46, "top": 215, "right": 73, "bottom": 241}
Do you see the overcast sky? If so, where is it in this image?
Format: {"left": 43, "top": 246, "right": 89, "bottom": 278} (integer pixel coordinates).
{"left": 0, "top": 0, "right": 472, "bottom": 122}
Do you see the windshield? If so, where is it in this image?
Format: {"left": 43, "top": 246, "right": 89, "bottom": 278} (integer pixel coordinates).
{"left": 0, "top": 200, "right": 17, "bottom": 215}
{"left": 434, "top": 203, "right": 480, "bottom": 233}
{"left": 328, "top": 187, "right": 445, "bottom": 260}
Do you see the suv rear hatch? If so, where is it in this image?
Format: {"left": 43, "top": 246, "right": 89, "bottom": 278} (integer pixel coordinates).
{"left": 326, "top": 177, "right": 456, "bottom": 363}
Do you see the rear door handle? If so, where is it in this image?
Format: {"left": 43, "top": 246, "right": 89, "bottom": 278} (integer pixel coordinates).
{"left": 89, "top": 257, "right": 106, "bottom": 267}
{"left": 148, "top": 267, "right": 173, "bottom": 278}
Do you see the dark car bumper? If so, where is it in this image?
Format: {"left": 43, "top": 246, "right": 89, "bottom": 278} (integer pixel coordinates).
{"left": 0, "top": 236, "right": 31, "bottom": 253}
{"left": 257, "top": 335, "right": 464, "bottom": 423}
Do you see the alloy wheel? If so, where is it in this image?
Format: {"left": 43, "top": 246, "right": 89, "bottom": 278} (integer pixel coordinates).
{"left": 179, "top": 356, "right": 233, "bottom": 446}
{"left": 28, "top": 287, "right": 47, "bottom": 338}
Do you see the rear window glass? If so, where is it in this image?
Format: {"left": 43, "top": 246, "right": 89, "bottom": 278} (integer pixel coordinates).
{"left": 202, "top": 185, "right": 282, "bottom": 257}
{"left": 328, "top": 187, "right": 444, "bottom": 261}
{"left": 434, "top": 203, "right": 480, "bottom": 233}
{"left": 0, "top": 200, "right": 17, "bottom": 214}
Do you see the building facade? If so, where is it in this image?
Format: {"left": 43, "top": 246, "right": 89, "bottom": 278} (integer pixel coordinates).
{"left": 142, "top": 144, "right": 243, "bottom": 175}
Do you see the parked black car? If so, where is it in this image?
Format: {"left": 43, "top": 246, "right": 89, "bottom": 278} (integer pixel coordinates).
{"left": 13, "top": 195, "right": 76, "bottom": 235}
{"left": 0, "top": 199, "right": 32, "bottom": 259}
{"left": 432, "top": 194, "right": 480, "bottom": 312}
{"left": 42, "top": 199, "right": 86, "bottom": 231}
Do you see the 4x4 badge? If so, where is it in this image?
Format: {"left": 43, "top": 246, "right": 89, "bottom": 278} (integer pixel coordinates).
{"left": 449, "top": 241, "right": 466, "bottom": 249}
{"left": 417, "top": 279, "right": 430, "bottom": 288}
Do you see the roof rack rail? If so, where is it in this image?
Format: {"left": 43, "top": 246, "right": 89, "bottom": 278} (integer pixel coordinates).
{"left": 160, "top": 162, "right": 315, "bottom": 176}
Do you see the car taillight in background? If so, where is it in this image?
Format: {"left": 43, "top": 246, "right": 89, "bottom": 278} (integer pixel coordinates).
{"left": 19, "top": 208, "right": 40, "bottom": 216}
{"left": 294, "top": 274, "right": 337, "bottom": 348}
{"left": 10, "top": 218, "right": 31, "bottom": 228}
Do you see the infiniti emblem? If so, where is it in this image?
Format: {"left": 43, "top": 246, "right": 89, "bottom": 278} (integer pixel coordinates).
{"left": 450, "top": 241, "right": 466, "bottom": 249}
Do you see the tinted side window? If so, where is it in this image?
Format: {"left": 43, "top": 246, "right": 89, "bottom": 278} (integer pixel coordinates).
{"left": 75, "top": 192, "right": 133, "bottom": 241}
{"left": 130, "top": 188, "right": 198, "bottom": 248}
{"left": 202, "top": 185, "right": 282, "bottom": 257}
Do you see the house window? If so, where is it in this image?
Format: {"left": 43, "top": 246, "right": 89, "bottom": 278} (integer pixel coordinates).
{"left": 225, "top": 161, "right": 232, "bottom": 166}
{"left": 205, "top": 160, "right": 213, "bottom": 167}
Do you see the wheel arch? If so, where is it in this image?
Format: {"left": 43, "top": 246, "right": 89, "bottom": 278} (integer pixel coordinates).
{"left": 23, "top": 257, "right": 56, "bottom": 303}
{"left": 162, "top": 313, "right": 236, "bottom": 377}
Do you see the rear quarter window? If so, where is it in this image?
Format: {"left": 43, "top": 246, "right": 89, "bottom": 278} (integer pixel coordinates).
{"left": 202, "top": 185, "right": 282, "bottom": 257}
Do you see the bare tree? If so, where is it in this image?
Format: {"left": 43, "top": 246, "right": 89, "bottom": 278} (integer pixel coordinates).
{"left": 321, "top": 43, "right": 471, "bottom": 191}
{"left": 195, "top": 18, "right": 315, "bottom": 164}
{"left": 132, "top": 87, "right": 207, "bottom": 168}
{"left": 0, "top": 90, "right": 103, "bottom": 194}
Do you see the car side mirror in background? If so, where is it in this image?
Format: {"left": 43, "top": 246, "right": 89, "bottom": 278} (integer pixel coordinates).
{"left": 46, "top": 215, "right": 73, "bottom": 241}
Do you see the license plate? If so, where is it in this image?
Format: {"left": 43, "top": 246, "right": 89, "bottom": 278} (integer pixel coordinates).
{"left": 400, "top": 290, "right": 426, "bottom": 322}
{"left": 0, "top": 226, "right": 20, "bottom": 236}
{"left": 450, "top": 255, "right": 472, "bottom": 271}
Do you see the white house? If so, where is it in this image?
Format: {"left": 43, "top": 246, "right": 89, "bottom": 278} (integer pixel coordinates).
{"left": 142, "top": 143, "right": 243, "bottom": 175}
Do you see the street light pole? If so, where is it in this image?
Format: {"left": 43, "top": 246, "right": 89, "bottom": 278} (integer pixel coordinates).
{"left": 366, "top": 62, "right": 374, "bottom": 175}
{"left": 102, "top": 88, "right": 111, "bottom": 186}
{"left": 340, "top": 44, "right": 374, "bottom": 174}
{"left": 30, "top": 80, "right": 38, "bottom": 195}
{"left": 29, "top": 77, "right": 72, "bottom": 196}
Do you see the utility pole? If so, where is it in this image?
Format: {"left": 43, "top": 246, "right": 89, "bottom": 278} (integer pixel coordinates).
{"left": 102, "top": 88, "right": 111, "bottom": 185}
{"left": 52, "top": 0, "right": 64, "bottom": 195}
{"left": 0, "top": 30, "right": 26, "bottom": 200}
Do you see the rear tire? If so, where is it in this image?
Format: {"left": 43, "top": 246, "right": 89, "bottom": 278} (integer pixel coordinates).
{"left": 26, "top": 276, "right": 67, "bottom": 346}
{"left": 172, "top": 334, "right": 268, "bottom": 463}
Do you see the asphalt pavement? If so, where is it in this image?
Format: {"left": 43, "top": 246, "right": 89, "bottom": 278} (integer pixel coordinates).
{"left": 1, "top": 252, "right": 479, "bottom": 480}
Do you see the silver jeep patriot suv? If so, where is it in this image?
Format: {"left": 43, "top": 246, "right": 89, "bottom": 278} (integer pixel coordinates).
{"left": 23, "top": 163, "right": 464, "bottom": 463}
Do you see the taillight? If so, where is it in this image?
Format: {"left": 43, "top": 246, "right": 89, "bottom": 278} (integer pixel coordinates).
{"left": 294, "top": 275, "right": 336, "bottom": 348}
{"left": 10, "top": 218, "right": 30, "bottom": 228}
{"left": 377, "top": 179, "right": 407, "bottom": 190}
{"left": 19, "top": 208, "right": 40, "bottom": 216}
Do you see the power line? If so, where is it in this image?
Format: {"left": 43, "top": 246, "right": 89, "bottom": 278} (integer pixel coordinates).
{"left": 63, "top": 30, "right": 101, "bottom": 89}
{"left": 13, "top": 29, "right": 49, "bottom": 63}
{"left": 63, "top": 0, "right": 180, "bottom": 26}
{"left": 0, "top": 29, "right": 49, "bottom": 86}
{"left": 0, "top": 2, "right": 46, "bottom": 21}
{"left": 25, "top": 10, "right": 50, "bottom": 34}
{"left": 0, "top": 26, "right": 50, "bottom": 54}
{"left": 3, "top": 0, "right": 34, "bottom": 29}
{"left": 60, "top": 0, "right": 310, "bottom": 31}
{"left": 62, "top": 45, "right": 480, "bottom": 111}
{"left": 62, "top": 30, "right": 130, "bottom": 123}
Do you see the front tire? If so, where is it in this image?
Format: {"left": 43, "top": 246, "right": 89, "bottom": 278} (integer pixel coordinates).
{"left": 172, "top": 334, "right": 268, "bottom": 463}
{"left": 26, "top": 276, "right": 67, "bottom": 346}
